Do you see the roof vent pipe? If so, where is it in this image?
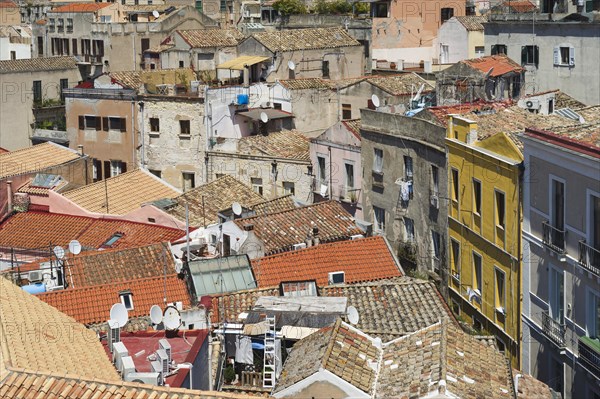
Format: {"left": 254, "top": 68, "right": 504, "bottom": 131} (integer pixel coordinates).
{"left": 6, "top": 180, "right": 13, "bottom": 214}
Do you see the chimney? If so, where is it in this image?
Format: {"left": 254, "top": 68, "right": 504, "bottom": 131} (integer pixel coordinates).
{"left": 312, "top": 226, "right": 319, "bottom": 246}
{"left": 6, "top": 180, "right": 13, "bottom": 214}
{"left": 77, "top": 144, "right": 84, "bottom": 156}
{"left": 466, "top": 123, "right": 478, "bottom": 145}
{"left": 243, "top": 223, "right": 254, "bottom": 231}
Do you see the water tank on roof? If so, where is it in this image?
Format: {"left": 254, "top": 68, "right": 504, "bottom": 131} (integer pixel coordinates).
{"left": 237, "top": 94, "right": 249, "bottom": 105}
{"left": 22, "top": 282, "right": 47, "bottom": 295}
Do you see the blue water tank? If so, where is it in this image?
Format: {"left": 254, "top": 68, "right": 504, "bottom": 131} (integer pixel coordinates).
{"left": 22, "top": 282, "right": 47, "bottom": 295}
{"left": 237, "top": 94, "right": 249, "bottom": 105}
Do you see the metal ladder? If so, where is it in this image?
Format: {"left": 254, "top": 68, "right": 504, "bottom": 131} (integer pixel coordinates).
{"left": 263, "top": 315, "right": 276, "bottom": 389}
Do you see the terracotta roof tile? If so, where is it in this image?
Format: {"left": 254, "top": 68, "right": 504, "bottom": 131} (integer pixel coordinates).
{"left": 278, "top": 78, "right": 331, "bottom": 90}
{"left": 37, "top": 274, "right": 190, "bottom": 325}
{"left": 63, "top": 169, "right": 181, "bottom": 215}
{"left": 108, "top": 70, "right": 143, "bottom": 89}
{"left": 50, "top": 2, "right": 112, "bottom": 12}
{"left": 234, "top": 200, "right": 363, "bottom": 255}
{"left": 251, "top": 27, "right": 360, "bottom": 52}
{"left": 497, "top": 0, "right": 537, "bottom": 12}
{"left": 321, "top": 278, "right": 454, "bottom": 341}
{"left": 0, "top": 212, "right": 184, "bottom": 250}
{"left": 0, "top": 278, "right": 120, "bottom": 381}
{"left": 210, "top": 286, "right": 280, "bottom": 323}
{"left": 366, "top": 73, "right": 434, "bottom": 96}
{"left": 0, "top": 142, "right": 81, "bottom": 179}
{"left": 463, "top": 55, "right": 524, "bottom": 77}
{"left": 164, "top": 175, "right": 265, "bottom": 227}
{"left": 252, "top": 236, "right": 402, "bottom": 287}
{"left": 177, "top": 29, "right": 244, "bottom": 48}
{"left": 341, "top": 119, "right": 361, "bottom": 140}
{"left": 515, "top": 372, "right": 556, "bottom": 399}
{"left": 454, "top": 15, "right": 487, "bottom": 30}
{"left": 237, "top": 129, "right": 310, "bottom": 161}
{"left": 0, "top": 1, "right": 17, "bottom": 8}
{"left": 251, "top": 194, "right": 297, "bottom": 215}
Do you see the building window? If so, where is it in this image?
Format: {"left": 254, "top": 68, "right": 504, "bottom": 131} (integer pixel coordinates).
{"left": 195, "top": 0, "right": 203, "bottom": 11}
{"left": 587, "top": 290, "right": 600, "bottom": 339}
{"left": 342, "top": 103, "right": 352, "bottom": 120}
{"left": 404, "top": 217, "right": 415, "bottom": 242}
{"left": 10, "top": 51, "right": 16, "bottom": 60}
{"left": 441, "top": 7, "right": 454, "bottom": 23}
{"left": 473, "top": 179, "right": 482, "bottom": 215}
{"left": 104, "top": 117, "right": 126, "bottom": 132}
{"left": 37, "top": 36, "right": 43, "bottom": 55}
{"left": 182, "top": 172, "right": 195, "bottom": 191}
{"left": 374, "top": 206, "right": 385, "bottom": 233}
{"left": 322, "top": 60, "right": 329, "bottom": 79}
{"left": 451, "top": 239, "right": 460, "bottom": 281}
{"left": 103, "top": 233, "right": 123, "bottom": 247}
{"left": 451, "top": 168, "right": 459, "bottom": 203}
{"left": 60, "top": 78, "right": 68, "bottom": 102}
{"left": 110, "top": 160, "right": 125, "bottom": 177}
{"left": 251, "top": 177, "right": 263, "bottom": 195}
{"left": 32, "top": 80, "right": 42, "bottom": 104}
{"left": 475, "top": 46, "right": 485, "bottom": 57}
{"left": 551, "top": 179, "right": 565, "bottom": 233}
{"left": 141, "top": 38, "right": 150, "bottom": 54}
{"left": 521, "top": 45, "right": 539, "bottom": 67}
{"left": 431, "top": 165, "right": 439, "bottom": 194}
{"left": 119, "top": 290, "right": 134, "bottom": 310}
{"left": 100, "top": 15, "right": 111, "bottom": 23}
{"left": 373, "top": 148, "right": 383, "bottom": 173}
{"left": 66, "top": 18, "right": 73, "bottom": 33}
{"left": 345, "top": 163, "right": 354, "bottom": 190}
{"left": 180, "top": 120, "right": 191, "bottom": 135}
{"left": 404, "top": 156, "right": 413, "bottom": 181}
{"left": 431, "top": 231, "right": 441, "bottom": 260}
{"left": 220, "top": 0, "right": 226, "bottom": 11}
{"left": 149, "top": 169, "right": 162, "bottom": 178}
{"left": 80, "top": 115, "right": 100, "bottom": 130}
{"left": 283, "top": 181, "right": 295, "bottom": 195}
{"left": 473, "top": 252, "right": 482, "bottom": 295}
{"left": 491, "top": 44, "right": 507, "bottom": 55}
{"left": 57, "top": 18, "right": 64, "bottom": 32}
{"left": 150, "top": 118, "right": 160, "bottom": 133}
{"left": 48, "top": 18, "right": 55, "bottom": 32}
{"left": 372, "top": 1, "right": 388, "bottom": 17}
{"left": 549, "top": 266, "right": 564, "bottom": 323}
{"left": 554, "top": 46, "right": 574, "bottom": 66}
{"left": 495, "top": 190, "right": 505, "bottom": 229}
{"left": 317, "top": 155, "right": 327, "bottom": 186}
{"left": 495, "top": 267, "right": 506, "bottom": 314}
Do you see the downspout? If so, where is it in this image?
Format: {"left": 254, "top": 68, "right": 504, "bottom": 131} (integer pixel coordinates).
{"left": 328, "top": 145, "right": 332, "bottom": 199}
{"left": 131, "top": 99, "right": 136, "bottom": 167}
{"left": 139, "top": 100, "right": 145, "bottom": 168}
{"left": 516, "top": 161, "right": 524, "bottom": 369}
{"left": 514, "top": 373, "right": 522, "bottom": 396}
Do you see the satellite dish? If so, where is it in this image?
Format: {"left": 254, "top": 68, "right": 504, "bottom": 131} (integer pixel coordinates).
{"left": 163, "top": 305, "right": 181, "bottom": 330}
{"left": 371, "top": 94, "right": 380, "bottom": 108}
{"left": 152, "top": 10, "right": 160, "bottom": 18}
{"left": 232, "top": 202, "right": 242, "bottom": 216}
{"left": 53, "top": 246, "right": 65, "bottom": 259}
{"left": 110, "top": 303, "right": 129, "bottom": 328}
{"left": 260, "top": 112, "right": 269, "bottom": 123}
{"left": 68, "top": 240, "right": 81, "bottom": 255}
{"left": 287, "top": 60, "right": 296, "bottom": 71}
{"left": 347, "top": 306, "right": 359, "bottom": 325}
{"left": 150, "top": 305, "right": 163, "bottom": 325}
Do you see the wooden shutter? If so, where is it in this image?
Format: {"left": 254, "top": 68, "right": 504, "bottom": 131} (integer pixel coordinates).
{"left": 104, "top": 161, "right": 111, "bottom": 179}
{"left": 120, "top": 118, "right": 126, "bottom": 132}
{"left": 102, "top": 117, "right": 109, "bottom": 131}
{"left": 72, "top": 38, "right": 77, "bottom": 55}
{"left": 95, "top": 116, "right": 101, "bottom": 131}
{"left": 553, "top": 47, "right": 560, "bottom": 65}
{"left": 78, "top": 115, "right": 84, "bottom": 130}
{"left": 121, "top": 162, "right": 127, "bottom": 173}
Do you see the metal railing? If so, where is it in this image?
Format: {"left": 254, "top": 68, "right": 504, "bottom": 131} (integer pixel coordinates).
{"left": 579, "top": 240, "right": 600, "bottom": 277}
{"left": 579, "top": 336, "right": 600, "bottom": 379}
{"left": 542, "top": 310, "right": 566, "bottom": 348}
{"left": 542, "top": 221, "right": 566, "bottom": 253}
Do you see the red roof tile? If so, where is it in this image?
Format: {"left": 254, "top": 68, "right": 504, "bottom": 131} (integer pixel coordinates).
{"left": 463, "top": 55, "right": 524, "bottom": 77}
{"left": 0, "top": 212, "right": 184, "bottom": 250}
{"left": 37, "top": 275, "right": 191, "bottom": 326}
{"left": 424, "top": 100, "right": 513, "bottom": 125}
{"left": 51, "top": 2, "right": 112, "bottom": 12}
{"left": 234, "top": 200, "right": 364, "bottom": 255}
{"left": 500, "top": 0, "right": 537, "bottom": 12}
{"left": 251, "top": 236, "right": 402, "bottom": 287}
{"left": 0, "top": 1, "right": 17, "bottom": 8}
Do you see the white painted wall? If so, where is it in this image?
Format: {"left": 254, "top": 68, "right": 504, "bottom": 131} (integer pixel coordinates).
{"left": 0, "top": 38, "right": 31, "bottom": 60}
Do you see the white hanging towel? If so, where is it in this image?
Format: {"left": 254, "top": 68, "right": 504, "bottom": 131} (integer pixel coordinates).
{"left": 400, "top": 181, "right": 410, "bottom": 202}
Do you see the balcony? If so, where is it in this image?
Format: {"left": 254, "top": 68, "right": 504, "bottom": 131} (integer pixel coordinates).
{"left": 542, "top": 221, "right": 566, "bottom": 254}
{"left": 312, "top": 177, "right": 329, "bottom": 197}
{"left": 579, "top": 240, "right": 600, "bottom": 277}
{"left": 339, "top": 184, "right": 359, "bottom": 204}
{"left": 542, "top": 310, "right": 566, "bottom": 348}
{"left": 579, "top": 336, "right": 600, "bottom": 379}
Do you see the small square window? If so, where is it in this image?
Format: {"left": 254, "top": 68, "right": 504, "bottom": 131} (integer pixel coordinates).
{"left": 150, "top": 118, "right": 160, "bottom": 132}
{"left": 251, "top": 177, "right": 263, "bottom": 195}
{"left": 180, "top": 120, "right": 191, "bottom": 135}
{"left": 103, "top": 233, "right": 123, "bottom": 247}
{"left": 373, "top": 206, "right": 385, "bottom": 233}
{"left": 119, "top": 290, "right": 134, "bottom": 310}
{"left": 283, "top": 181, "right": 295, "bottom": 195}
{"left": 342, "top": 104, "right": 352, "bottom": 120}
{"left": 182, "top": 172, "right": 195, "bottom": 191}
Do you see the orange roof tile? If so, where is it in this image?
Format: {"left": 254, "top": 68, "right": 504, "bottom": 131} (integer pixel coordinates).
{"left": 251, "top": 236, "right": 402, "bottom": 287}
{"left": 51, "top": 2, "right": 112, "bottom": 12}
{"left": 0, "top": 212, "right": 184, "bottom": 250}
{"left": 0, "top": 142, "right": 81, "bottom": 179}
{"left": 0, "top": 1, "right": 17, "bottom": 8}
{"left": 500, "top": 0, "right": 537, "bottom": 12}
{"left": 463, "top": 55, "right": 524, "bottom": 77}
{"left": 37, "top": 274, "right": 191, "bottom": 325}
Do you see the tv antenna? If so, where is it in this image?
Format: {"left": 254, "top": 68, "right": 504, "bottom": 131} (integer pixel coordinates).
{"left": 287, "top": 60, "right": 296, "bottom": 71}
{"left": 110, "top": 302, "right": 129, "bottom": 328}
{"left": 68, "top": 240, "right": 81, "bottom": 255}
{"left": 163, "top": 305, "right": 182, "bottom": 330}
{"left": 260, "top": 112, "right": 269, "bottom": 123}
{"left": 149, "top": 304, "right": 163, "bottom": 326}
{"left": 371, "top": 94, "right": 380, "bottom": 108}
{"left": 346, "top": 305, "right": 359, "bottom": 325}
{"left": 232, "top": 202, "right": 242, "bottom": 216}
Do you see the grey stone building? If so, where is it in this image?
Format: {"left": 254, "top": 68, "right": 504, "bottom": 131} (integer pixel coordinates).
{"left": 360, "top": 108, "right": 448, "bottom": 291}
{"left": 521, "top": 110, "right": 600, "bottom": 399}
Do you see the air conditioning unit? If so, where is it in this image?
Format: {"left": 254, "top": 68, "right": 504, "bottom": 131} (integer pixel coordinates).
{"left": 524, "top": 99, "right": 540, "bottom": 110}
{"left": 156, "top": 349, "right": 169, "bottom": 373}
{"left": 124, "top": 372, "right": 161, "bottom": 385}
{"left": 151, "top": 360, "right": 164, "bottom": 385}
{"left": 328, "top": 271, "right": 345, "bottom": 285}
{"left": 112, "top": 341, "right": 129, "bottom": 371}
{"left": 107, "top": 319, "right": 120, "bottom": 353}
{"left": 28, "top": 270, "right": 43, "bottom": 283}
{"left": 260, "top": 101, "right": 271, "bottom": 108}
{"left": 350, "top": 234, "right": 364, "bottom": 240}
{"left": 430, "top": 194, "right": 439, "bottom": 209}
{"left": 121, "top": 355, "right": 136, "bottom": 377}
{"left": 293, "top": 242, "right": 307, "bottom": 250}
{"left": 158, "top": 339, "right": 171, "bottom": 364}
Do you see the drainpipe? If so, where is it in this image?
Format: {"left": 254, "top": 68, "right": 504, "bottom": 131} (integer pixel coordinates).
{"left": 514, "top": 373, "right": 522, "bottom": 395}
{"left": 139, "top": 101, "right": 145, "bottom": 168}
{"left": 131, "top": 99, "right": 136, "bottom": 167}
{"left": 6, "top": 180, "right": 13, "bottom": 214}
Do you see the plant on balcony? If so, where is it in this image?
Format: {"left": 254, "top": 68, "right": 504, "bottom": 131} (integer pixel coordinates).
{"left": 349, "top": 191, "right": 358, "bottom": 204}
{"left": 224, "top": 365, "right": 236, "bottom": 384}
{"left": 398, "top": 242, "right": 417, "bottom": 264}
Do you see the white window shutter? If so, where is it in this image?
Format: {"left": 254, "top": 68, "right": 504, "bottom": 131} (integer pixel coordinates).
{"left": 553, "top": 47, "right": 560, "bottom": 65}
{"left": 569, "top": 46, "right": 575, "bottom": 66}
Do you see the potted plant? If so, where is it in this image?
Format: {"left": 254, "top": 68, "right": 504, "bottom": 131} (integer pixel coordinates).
{"left": 349, "top": 191, "right": 358, "bottom": 205}
{"left": 224, "top": 365, "right": 236, "bottom": 385}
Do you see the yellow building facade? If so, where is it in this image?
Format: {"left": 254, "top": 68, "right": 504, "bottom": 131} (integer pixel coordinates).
{"left": 446, "top": 115, "right": 523, "bottom": 368}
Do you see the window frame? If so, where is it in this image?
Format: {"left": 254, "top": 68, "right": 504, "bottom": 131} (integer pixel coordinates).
{"left": 450, "top": 238, "right": 460, "bottom": 282}
{"left": 182, "top": 171, "right": 196, "bottom": 192}
{"left": 473, "top": 178, "right": 482, "bottom": 216}
{"left": 521, "top": 45, "right": 539, "bottom": 68}
{"left": 179, "top": 119, "right": 191, "bottom": 135}
{"left": 373, "top": 206, "right": 385, "bottom": 233}
{"left": 283, "top": 181, "right": 295, "bottom": 195}
{"left": 586, "top": 287, "right": 600, "bottom": 339}
{"left": 404, "top": 155, "right": 413, "bottom": 181}
{"left": 342, "top": 103, "right": 352, "bottom": 120}
{"left": 251, "top": 177, "right": 263, "bottom": 195}
{"left": 491, "top": 44, "right": 507, "bottom": 56}
{"left": 472, "top": 251, "right": 482, "bottom": 295}
{"left": 150, "top": 117, "right": 160, "bottom": 133}
{"left": 451, "top": 168, "right": 459, "bottom": 203}
{"left": 373, "top": 148, "right": 383, "bottom": 173}
{"left": 494, "top": 266, "right": 506, "bottom": 315}
{"left": 404, "top": 217, "right": 415, "bottom": 242}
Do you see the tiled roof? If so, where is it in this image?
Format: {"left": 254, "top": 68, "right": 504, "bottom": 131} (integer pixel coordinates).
{"left": 0, "top": 278, "right": 120, "bottom": 381}
{"left": 145, "top": 43, "right": 175, "bottom": 53}
{"left": 251, "top": 194, "right": 298, "bottom": 216}
{"left": 210, "top": 286, "right": 280, "bottom": 323}
{"left": 423, "top": 100, "right": 513, "bottom": 126}
{"left": 499, "top": 0, "right": 537, "bottom": 12}
{"left": 237, "top": 129, "right": 310, "bottom": 161}
{"left": 234, "top": 200, "right": 363, "bottom": 255}
{"left": 366, "top": 73, "right": 434, "bottom": 96}
{"left": 463, "top": 55, "right": 524, "bottom": 77}
{"left": 251, "top": 236, "right": 402, "bottom": 287}
{"left": 50, "top": 2, "right": 112, "bottom": 12}
{"left": 377, "top": 321, "right": 515, "bottom": 399}
{"left": 454, "top": 15, "right": 487, "bottom": 30}
{"left": 321, "top": 278, "right": 454, "bottom": 342}
{"left": 0, "top": 1, "right": 17, "bottom": 8}
{"left": 109, "top": 70, "right": 142, "bottom": 89}
{"left": 251, "top": 27, "right": 360, "bottom": 52}
{"left": 278, "top": 78, "right": 331, "bottom": 90}
{"left": 341, "top": 119, "right": 361, "bottom": 140}
{"left": 275, "top": 319, "right": 378, "bottom": 395}
{"left": 63, "top": 169, "right": 181, "bottom": 215}
{"left": 177, "top": 29, "right": 244, "bottom": 48}
{"left": 531, "top": 122, "right": 600, "bottom": 150}
{"left": 17, "top": 176, "right": 71, "bottom": 196}
{"left": 164, "top": 175, "right": 265, "bottom": 227}
{"left": 0, "top": 142, "right": 81, "bottom": 179}
{"left": 0, "top": 212, "right": 184, "bottom": 250}
{"left": 515, "top": 372, "right": 556, "bottom": 399}
{"left": 555, "top": 90, "right": 586, "bottom": 109}
{"left": 37, "top": 274, "right": 191, "bottom": 325}
{"left": 0, "top": 368, "right": 264, "bottom": 399}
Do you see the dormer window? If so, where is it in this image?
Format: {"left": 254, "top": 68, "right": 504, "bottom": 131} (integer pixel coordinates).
{"left": 119, "top": 290, "right": 134, "bottom": 310}
{"left": 328, "top": 271, "right": 345, "bottom": 285}
{"left": 103, "top": 233, "right": 123, "bottom": 247}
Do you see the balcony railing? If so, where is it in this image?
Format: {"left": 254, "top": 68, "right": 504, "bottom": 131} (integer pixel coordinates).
{"left": 312, "top": 177, "right": 328, "bottom": 196}
{"left": 542, "top": 221, "right": 566, "bottom": 254}
{"left": 579, "top": 336, "right": 600, "bottom": 379}
{"left": 542, "top": 310, "right": 566, "bottom": 348}
{"left": 338, "top": 184, "right": 359, "bottom": 203}
{"left": 579, "top": 240, "right": 600, "bottom": 277}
